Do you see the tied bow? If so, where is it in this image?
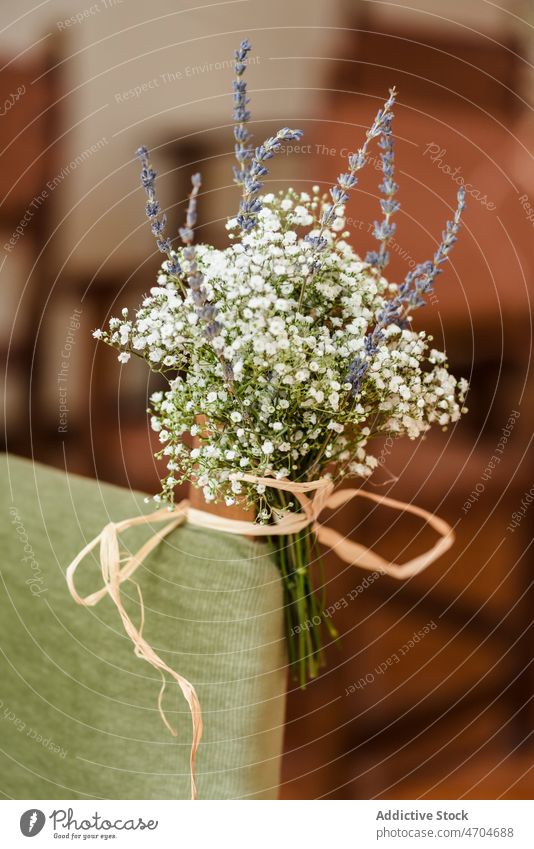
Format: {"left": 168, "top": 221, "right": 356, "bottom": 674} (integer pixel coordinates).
{"left": 66, "top": 475, "right": 454, "bottom": 799}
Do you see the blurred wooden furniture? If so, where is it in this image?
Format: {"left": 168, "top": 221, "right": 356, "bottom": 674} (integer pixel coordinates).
{"left": 279, "top": 16, "right": 534, "bottom": 799}
{"left": 0, "top": 50, "right": 62, "bottom": 455}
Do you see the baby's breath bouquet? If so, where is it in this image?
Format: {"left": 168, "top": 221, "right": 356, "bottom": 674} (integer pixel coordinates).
{"left": 95, "top": 41, "right": 467, "bottom": 686}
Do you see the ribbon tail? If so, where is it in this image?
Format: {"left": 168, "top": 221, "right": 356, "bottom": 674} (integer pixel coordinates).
{"left": 106, "top": 577, "right": 203, "bottom": 800}
{"left": 66, "top": 503, "right": 202, "bottom": 799}
{"left": 315, "top": 489, "right": 455, "bottom": 579}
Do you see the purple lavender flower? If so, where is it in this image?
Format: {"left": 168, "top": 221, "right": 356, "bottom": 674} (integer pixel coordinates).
{"left": 393, "top": 187, "right": 466, "bottom": 312}
{"left": 178, "top": 189, "right": 234, "bottom": 384}
{"left": 347, "top": 334, "right": 380, "bottom": 393}
{"left": 233, "top": 39, "right": 253, "bottom": 187}
{"left": 182, "top": 245, "right": 232, "bottom": 379}
{"left": 236, "top": 128, "right": 303, "bottom": 231}
{"left": 135, "top": 145, "right": 181, "bottom": 276}
{"left": 366, "top": 115, "right": 400, "bottom": 271}
{"left": 179, "top": 172, "right": 202, "bottom": 246}
{"left": 230, "top": 39, "right": 303, "bottom": 232}
{"left": 305, "top": 88, "right": 397, "bottom": 264}
{"left": 348, "top": 187, "right": 466, "bottom": 396}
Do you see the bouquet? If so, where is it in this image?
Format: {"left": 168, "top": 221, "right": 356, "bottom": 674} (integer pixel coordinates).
{"left": 94, "top": 40, "right": 468, "bottom": 687}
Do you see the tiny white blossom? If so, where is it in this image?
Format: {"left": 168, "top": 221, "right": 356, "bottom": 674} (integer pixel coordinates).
{"left": 100, "top": 184, "right": 466, "bottom": 510}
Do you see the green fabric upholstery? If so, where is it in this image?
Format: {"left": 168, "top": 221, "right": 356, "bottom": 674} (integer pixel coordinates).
{"left": 0, "top": 455, "right": 286, "bottom": 800}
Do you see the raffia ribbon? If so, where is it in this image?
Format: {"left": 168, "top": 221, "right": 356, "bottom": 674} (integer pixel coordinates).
{"left": 66, "top": 474, "right": 454, "bottom": 799}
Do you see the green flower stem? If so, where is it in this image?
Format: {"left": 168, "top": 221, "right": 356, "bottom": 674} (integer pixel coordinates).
{"left": 311, "top": 531, "right": 339, "bottom": 642}
{"left": 276, "top": 535, "right": 297, "bottom": 669}
{"left": 269, "top": 489, "right": 327, "bottom": 687}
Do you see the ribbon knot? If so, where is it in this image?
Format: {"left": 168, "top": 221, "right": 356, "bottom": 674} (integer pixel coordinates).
{"left": 66, "top": 476, "right": 454, "bottom": 799}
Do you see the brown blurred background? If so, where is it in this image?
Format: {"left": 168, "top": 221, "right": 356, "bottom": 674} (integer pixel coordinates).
{"left": 1, "top": 0, "right": 533, "bottom": 799}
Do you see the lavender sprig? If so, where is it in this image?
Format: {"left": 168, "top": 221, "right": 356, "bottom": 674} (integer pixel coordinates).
{"left": 298, "top": 88, "right": 397, "bottom": 308}
{"left": 232, "top": 39, "right": 253, "bottom": 187}
{"left": 178, "top": 173, "right": 232, "bottom": 382}
{"left": 348, "top": 187, "right": 466, "bottom": 396}
{"left": 135, "top": 145, "right": 181, "bottom": 277}
{"left": 347, "top": 334, "right": 381, "bottom": 395}
{"left": 183, "top": 245, "right": 234, "bottom": 385}
{"left": 183, "top": 247, "right": 214, "bottom": 326}
{"left": 179, "top": 172, "right": 201, "bottom": 246}
{"left": 393, "top": 185, "right": 466, "bottom": 314}
{"left": 307, "top": 88, "right": 397, "bottom": 256}
{"left": 365, "top": 114, "right": 399, "bottom": 271}
{"left": 136, "top": 154, "right": 231, "bottom": 383}
{"left": 237, "top": 128, "right": 303, "bottom": 232}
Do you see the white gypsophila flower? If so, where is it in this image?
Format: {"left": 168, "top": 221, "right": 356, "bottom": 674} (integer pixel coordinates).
{"left": 98, "top": 187, "right": 468, "bottom": 509}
